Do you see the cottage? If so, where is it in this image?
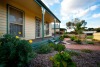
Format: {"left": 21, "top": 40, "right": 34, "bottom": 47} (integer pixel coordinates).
{"left": 0, "top": 0, "right": 61, "bottom": 40}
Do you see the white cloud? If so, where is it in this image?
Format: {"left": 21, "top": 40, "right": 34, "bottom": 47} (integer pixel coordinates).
{"left": 60, "top": 0, "right": 99, "bottom": 21}
{"left": 92, "top": 13, "right": 100, "bottom": 18}
{"left": 90, "top": 5, "right": 99, "bottom": 10}
{"left": 41, "top": 0, "right": 60, "bottom": 7}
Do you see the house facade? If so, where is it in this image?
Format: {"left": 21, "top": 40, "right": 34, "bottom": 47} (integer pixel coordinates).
{"left": 0, "top": 0, "right": 60, "bottom": 40}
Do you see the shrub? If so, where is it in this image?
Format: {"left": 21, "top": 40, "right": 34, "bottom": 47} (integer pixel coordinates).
{"left": 87, "top": 41, "right": 94, "bottom": 44}
{"left": 75, "top": 39, "right": 81, "bottom": 44}
{"left": 50, "top": 51, "right": 76, "bottom": 67}
{"left": 70, "top": 36, "right": 76, "bottom": 41}
{"left": 0, "top": 34, "right": 36, "bottom": 67}
{"left": 49, "top": 43, "right": 55, "bottom": 48}
{"left": 81, "top": 49, "right": 92, "bottom": 53}
{"left": 63, "top": 33, "right": 69, "bottom": 38}
{"left": 54, "top": 44, "right": 66, "bottom": 52}
{"left": 65, "top": 50, "right": 80, "bottom": 56}
{"left": 59, "top": 36, "right": 64, "bottom": 41}
{"left": 36, "top": 44, "right": 52, "bottom": 54}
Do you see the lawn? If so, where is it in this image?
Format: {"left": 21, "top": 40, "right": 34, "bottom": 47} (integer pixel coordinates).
{"left": 86, "top": 35, "right": 93, "bottom": 39}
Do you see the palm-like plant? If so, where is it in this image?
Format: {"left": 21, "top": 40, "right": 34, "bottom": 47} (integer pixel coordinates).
{"left": 74, "top": 20, "right": 87, "bottom": 38}
{"left": 66, "top": 19, "right": 87, "bottom": 36}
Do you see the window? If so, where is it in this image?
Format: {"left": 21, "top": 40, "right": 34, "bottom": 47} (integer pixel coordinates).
{"left": 46, "top": 23, "right": 49, "bottom": 35}
{"left": 8, "top": 5, "right": 24, "bottom": 37}
{"left": 35, "top": 17, "right": 41, "bottom": 37}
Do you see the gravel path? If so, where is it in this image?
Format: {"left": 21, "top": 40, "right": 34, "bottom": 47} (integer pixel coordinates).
{"left": 29, "top": 50, "right": 100, "bottom": 67}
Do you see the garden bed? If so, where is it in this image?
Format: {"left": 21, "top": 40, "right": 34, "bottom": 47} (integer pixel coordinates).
{"left": 29, "top": 49, "right": 100, "bottom": 67}
{"left": 64, "top": 38, "right": 100, "bottom": 45}
{"left": 29, "top": 51, "right": 58, "bottom": 67}
{"left": 71, "top": 49, "right": 100, "bottom": 67}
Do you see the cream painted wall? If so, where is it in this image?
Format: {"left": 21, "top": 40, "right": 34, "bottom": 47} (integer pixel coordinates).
{"left": 0, "top": 0, "right": 37, "bottom": 40}
{"left": 0, "top": 0, "right": 52, "bottom": 40}
{"left": 0, "top": 1, "right": 7, "bottom": 35}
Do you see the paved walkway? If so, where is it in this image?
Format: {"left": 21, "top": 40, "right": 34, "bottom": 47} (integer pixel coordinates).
{"left": 64, "top": 38, "right": 100, "bottom": 51}
{"left": 65, "top": 45, "right": 100, "bottom": 50}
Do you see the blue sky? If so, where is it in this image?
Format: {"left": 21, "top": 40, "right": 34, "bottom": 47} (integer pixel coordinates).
{"left": 41, "top": 0, "right": 100, "bottom": 28}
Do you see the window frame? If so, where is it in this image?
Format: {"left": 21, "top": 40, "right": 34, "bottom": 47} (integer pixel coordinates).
{"left": 35, "top": 17, "right": 41, "bottom": 38}
{"left": 7, "top": 4, "right": 25, "bottom": 37}
{"left": 46, "top": 22, "right": 49, "bottom": 35}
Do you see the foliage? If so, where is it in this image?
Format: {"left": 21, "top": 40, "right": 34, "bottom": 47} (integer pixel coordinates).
{"left": 49, "top": 43, "right": 65, "bottom": 52}
{"left": 97, "top": 62, "right": 100, "bottom": 67}
{"left": 66, "top": 21, "right": 72, "bottom": 27}
{"left": 54, "top": 44, "right": 66, "bottom": 52}
{"left": 75, "top": 38, "right": 81, "bottom": 44}
{"left": 49, "top": 43, "right": 55, "bottom": 48}
{"left": 68, "top": 31, "right": 76, "bottom": 34}
{"left": 63, "top": 34, "right": 69, "bottom": 38}
{"left": 86, "top": 36, "right": 93, "bottom": 39}
{"left": 59, "top": 34, "right": 69, "bottom": 41}
{"left": 96, "top": 28, "right": 100, "bottom": 32}
{"left": 81, "top": 49, "right": 92, "bottom": 53}
{"left": 59, "top": 36, "right": 64, "bottom": 41}
{"left": 36, "top": 44, "right": 52, "bottom": 54}
{"left": 50, "top": 51, "right": 76, "bottom": 67}
{"left": 66, "top": 18, "right": 87, "bottom": 40}
{"left": 87, "top": 28, "right": 95, "bottom": 31}
{"left": 86, "top": 41, "right": 94, "bottom": 44}
{"left": 0, "top": 34, "right": 36, "bottom": 67}
{"left": 70, "top": 36, "right": 76, "bottom": 41}
{"left": 65, "top": 50, "right": 80, "bottom": 56}
{"left": 74, "top": 22, "right": 85, "bottom": 35}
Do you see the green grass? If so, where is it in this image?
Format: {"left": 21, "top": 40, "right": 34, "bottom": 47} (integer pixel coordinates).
{"left": 86, "top": 41, "right": 94, "bottom": 44}
{"left": 81, "top": 49, "right": 92, "bottom": 53}
{"left": 86, "top": 35, "right": 93, "bottom": 39}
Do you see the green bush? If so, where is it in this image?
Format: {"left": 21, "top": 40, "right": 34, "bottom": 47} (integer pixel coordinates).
{"left": 0, "top": 34, "right": 36, "bottom": 67}
{"left": 63, "top": 34, "right": 69, "bottom": 38}
{"left": 65, "top": 50, "right": 80, "bottom": 56}
{"left": 75, "top": 39, "right": 81, "bottom": 44}
{"left": 87, "top": 41, "right": 94, "bottom": 44}
{"left": 50, "top": 51, "right": 76, "bottom": 67}
{"left": 36, "top": 44, "right": 52, "bottom": 54}
{"left": 49, "top": 43, "right": 55, "bottom": 48}
{"left": 54, "top": 44, "right": 66, "bottom": 52}
{"left": 59, "top": 36, "right": 64, "bottom": 41}
{"left": 70, "top": 36, "right": 76, "bottom": 41}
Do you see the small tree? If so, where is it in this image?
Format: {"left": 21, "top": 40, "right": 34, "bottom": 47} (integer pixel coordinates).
{"left": 66, "top": 18, "right": 87, "bottom": 38}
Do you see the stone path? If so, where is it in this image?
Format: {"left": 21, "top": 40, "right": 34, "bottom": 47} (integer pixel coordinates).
{"left": 64, "top": 38, "right": 100, "bottom": 51}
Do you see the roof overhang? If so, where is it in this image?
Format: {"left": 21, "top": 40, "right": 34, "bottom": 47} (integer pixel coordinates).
{"left": 34, "top": 0, "right": 61, "bottom": 23}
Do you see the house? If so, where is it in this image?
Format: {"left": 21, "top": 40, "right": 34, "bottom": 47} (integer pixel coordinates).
{"left": 52, "top": 24, "right": 60, "bottom": 34}
{"left": 83, "top": 31, "right": 96, "bottom": 35}
{"left": 0, "top": 0, "right": 61, "bottom": 40}
{"left": 52, "top": 28, "right": 66, "bottom": 34}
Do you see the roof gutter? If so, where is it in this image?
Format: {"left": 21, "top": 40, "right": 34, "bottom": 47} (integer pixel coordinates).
{"left": 34, "top": 0, "right": 61, "bottom": 23}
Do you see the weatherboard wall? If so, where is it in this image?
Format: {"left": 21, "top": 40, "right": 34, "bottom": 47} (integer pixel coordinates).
{"left": 0, "top": 0, "right": 52, "bottom": 40}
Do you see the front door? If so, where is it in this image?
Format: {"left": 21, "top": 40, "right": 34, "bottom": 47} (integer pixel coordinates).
{"left": 35, "top": 17, "right": 41, "bottom": 38}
